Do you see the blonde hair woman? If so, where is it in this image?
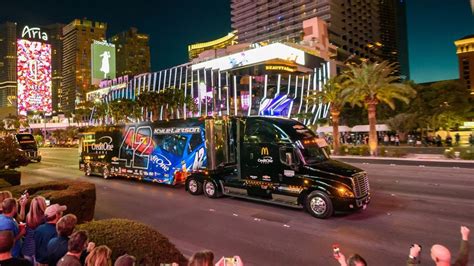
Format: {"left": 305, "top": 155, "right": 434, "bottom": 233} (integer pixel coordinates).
{"left": 22, "top": 196, "right": 47, "bottom": 264}
{"left": 86, "top": 245, "right": 112, "bottom": 266}
{"left": 0, "top": 191, "right": 12, "bottom": 213}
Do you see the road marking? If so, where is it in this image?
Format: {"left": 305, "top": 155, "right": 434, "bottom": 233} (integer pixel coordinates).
{"left": 419, "top": 165, "right": 425, "bottom": 167}
{"left": 253, "top": 218, "right": 261, "bottom": 222}
{"left": 283, "top": 224, "right": 290, "bottom": 228}
{"left": 233, "top": 213, "right": 238, "bottom": 217}
{"left": 209, "top": 209, "right": 215, "bottom": 212}
{"left": 390, "top": 164, "right": 396, "bottom": 166}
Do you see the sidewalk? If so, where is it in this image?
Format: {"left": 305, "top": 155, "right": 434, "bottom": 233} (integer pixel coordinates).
{"left": 332, "top": 154, "right": 474, "bottom": 168}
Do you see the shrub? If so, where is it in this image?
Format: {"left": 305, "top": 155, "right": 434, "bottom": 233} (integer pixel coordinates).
{"left": 444, "top": 147, "right": 474, "bottom": 160}
{"left": 0, "top": 135, "right": 29, "bottom": 170}
{"left": 77, "top": 219, "right": 187, "bottom": 265}
{"left": 0, "top": 170, "right": 21, "bottom": 186}
{"left": 8, "top": 181, "right": 95, "bottom": 223}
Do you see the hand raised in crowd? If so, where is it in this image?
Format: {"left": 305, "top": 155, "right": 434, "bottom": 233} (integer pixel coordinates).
{"left": 334, "top": 252, "right": 347, "bottom": 266}
{"left": 409, "top": 244, "right": 421, "bottom": 259}
{"left": 87, "top": 241, "right": 96, "bottom": 252}
{"left": 460, "top": 226, "right": 470, "bottom": 241}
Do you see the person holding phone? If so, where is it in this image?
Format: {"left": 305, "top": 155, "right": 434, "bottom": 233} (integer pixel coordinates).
{"left": 332, "top": 245, "right": 367, "bottom": 266}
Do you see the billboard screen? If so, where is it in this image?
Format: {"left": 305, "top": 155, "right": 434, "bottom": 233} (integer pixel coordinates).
{"left": 17, "top": 39, "right": 52, "bottom": 115}
{"left": 91, "top": 41, "right": 116, "bottom": 84}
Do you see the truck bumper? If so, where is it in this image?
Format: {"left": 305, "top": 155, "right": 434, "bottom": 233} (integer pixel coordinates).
{"left": 333, "top": 194, "right": 370, "bottom": 212}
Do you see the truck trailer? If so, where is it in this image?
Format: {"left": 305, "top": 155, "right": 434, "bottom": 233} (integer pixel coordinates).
{"left": 79, "top": 116, "right": 370, "bottom": 218}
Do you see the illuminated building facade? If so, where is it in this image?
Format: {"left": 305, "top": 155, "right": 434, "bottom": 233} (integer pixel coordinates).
{"left": 96, "top": 43, "right": 333, "bottom": 125}
{"left": 110, "top": 27, "right": 150, "bottom": 77}
{"left": 61, "top": 19, "right": 106, "bottom": 114}
{"left": 0, "top": 22, "right": 17, "bottom": 110}
{"left": 455, "top": 35, "right": 474, "bottom": 94}
{"left": 188, "top": 31, "right": 238, "bottom": 60}
{"left": 43, "top": 23, "right": 64, "bottom": 113}
{"left": 231, "top": 0, "right": 409, "bottom": 79}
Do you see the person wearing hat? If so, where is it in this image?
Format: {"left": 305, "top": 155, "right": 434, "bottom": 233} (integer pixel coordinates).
{"left": 114, "top": 254, "right": 136, "bottom": 266}
{"left": 34, "top": 204, "right": 66, "bottom": 266}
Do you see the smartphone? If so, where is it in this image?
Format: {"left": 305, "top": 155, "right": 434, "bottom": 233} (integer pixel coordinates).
{"left": 224, "top": 257, "right": 236, "bottom": 266}
{"left": 45, "top": 199, "right": 51, "bottom": 206}
{"left": 332, "top": 244, "right": 340, "bottom": 258}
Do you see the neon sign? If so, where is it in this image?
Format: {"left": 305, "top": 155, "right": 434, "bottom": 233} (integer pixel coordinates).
{"left": 21, "top": 26, "right": 48, "bottom": 41}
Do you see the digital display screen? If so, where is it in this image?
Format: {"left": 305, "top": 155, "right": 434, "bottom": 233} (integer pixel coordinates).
{"left": 17, "top": 39, "right": 52, "bottom": 115}
{"left": 91, "top": 41, "right": 116, "bottom": 84}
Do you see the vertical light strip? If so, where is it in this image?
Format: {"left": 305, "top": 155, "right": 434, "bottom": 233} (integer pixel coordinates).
{"left": 211, "top": 70, "right": 215, "bottom": 116}
{"left": 233, "top": 75, "right": 238, "bottom": 116}
{"left": 226, "top": 72, "right": 230, "bottom": 116}
{"left": 304, "top": 74, "right": 312, "bottom": 124}
{"left": 179, "top": 67, "right": 183, "bottom": 90}
{"left": 287, "top": 74, "right": 292, "bottom": 95}
{"left": 152, "top": 72, "right": 157, "bottom": 92}
{"left": 204, "top": 69, "right": 208, "bottom": 116}
{"left": 163, "top": 70, "right": 167, "bottom": 90}
{"left": 184, "top": 67, "right": 188, "bottom": 119}
{"left": 247, "top": 76, "right": 252, "bottom": 116}
{"left": 158, "top": 71, "right": 162, "bottom": 92}
{"left": 173, "top": 67, "right": 178, "bottom": 88}
{"left": 298, "top": 76, "right": 305, "bottom": 114}
{"left": 218, "top": 70, "right": 222, "bottom": 116}
{"left": 276, "top": 74, "right": 281, "bottom": 95}
{"left": 197, "top": 69, "right": 201, "bottom": 116}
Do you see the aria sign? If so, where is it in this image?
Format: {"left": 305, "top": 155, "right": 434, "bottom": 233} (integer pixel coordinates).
{"left": 21, "top": 26, "right": 48, "bottom": 41}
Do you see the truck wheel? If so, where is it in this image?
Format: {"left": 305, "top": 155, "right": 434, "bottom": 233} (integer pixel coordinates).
{"left": 187, "top": 177, "right": 203, "bottom": 195}
{"left": 85, "top": 163, "right": 92, "bottom": 176}
{"left": 102, "top": 166, "right": 110, "bottom": 179}
{"left": 203, "top": 180, "right": 222, "bottom": 198}
{"left": 305, "top": 191, "right": 333, "bottom": 219}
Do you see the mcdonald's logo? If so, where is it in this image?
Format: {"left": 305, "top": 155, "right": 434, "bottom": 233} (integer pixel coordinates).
{"left": 261, "top": 147, "right": 269, "bottom": 156}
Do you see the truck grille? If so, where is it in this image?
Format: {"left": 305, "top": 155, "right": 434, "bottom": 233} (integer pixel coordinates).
{"left": 352, "top": 172, "right": 369, "bottom": 198}
{"left": 27, "top": 151, "right": 37, "bottom": 158}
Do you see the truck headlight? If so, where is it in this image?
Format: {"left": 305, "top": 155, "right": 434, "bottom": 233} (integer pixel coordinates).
{"left": 337, "top": 187, "right": 354, "bottom": 198}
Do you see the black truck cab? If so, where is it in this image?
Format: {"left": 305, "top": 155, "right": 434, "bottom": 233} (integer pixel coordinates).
{"left": 186, "top": 117, "right": 370, "bottom": 219}
{"left": 15, "top": 133, "right": 41, "bottom": 162}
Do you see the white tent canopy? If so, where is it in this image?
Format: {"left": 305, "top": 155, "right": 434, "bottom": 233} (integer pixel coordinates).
{"left": 316, "top": 124, "right": 390, "bottom": 134}
{"left": 316, "top": 126, "right": 351, "bottom": 133}
{"left": 351, "top": 124, "right": 390, "bottom": 132}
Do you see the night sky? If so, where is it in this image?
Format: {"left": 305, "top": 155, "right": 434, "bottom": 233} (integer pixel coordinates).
{"left": 1, "top": 0, "right": 472, "bottom": 83}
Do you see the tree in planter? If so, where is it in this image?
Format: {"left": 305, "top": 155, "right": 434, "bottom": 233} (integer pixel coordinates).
{"left": 0, "top": 136, "right": 29, "bottom": 185}
{"left": 306, "top": 76, "right": 347, "bottom": 155}
{"left": 109, "top": 99, "right": 141, "bottom": 124}
{"left": 342, "top": 61, "right": 416, "bottom": 156}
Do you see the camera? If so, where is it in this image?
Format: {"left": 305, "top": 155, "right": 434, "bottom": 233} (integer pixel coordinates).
{"left": 45, "top": 199, "right": 51, "bottom": 206}
{"left": 333, "top": 244, "right": 340, "bottom": 259}
{"left": 224, "top": 257, "right": 237, "bottom": 266}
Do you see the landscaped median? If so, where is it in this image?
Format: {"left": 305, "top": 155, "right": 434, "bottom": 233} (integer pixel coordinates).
{"left": 7, "top": 181, "right": 96, "bottom": 223}
{"left": 78, "top": 219, "right": 188, "bottom": 265}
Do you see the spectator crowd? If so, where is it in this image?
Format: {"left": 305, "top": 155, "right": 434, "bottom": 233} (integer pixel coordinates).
{"left": 0, "top": 189, "right": 469, "bottom": 266}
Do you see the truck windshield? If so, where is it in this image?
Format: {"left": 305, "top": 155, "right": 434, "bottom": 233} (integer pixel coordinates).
{"left": 16, "top": 134, "right": 37, "bottom": 150}
{"left": 299, "top": 143, "right": 329, "bottom": 164}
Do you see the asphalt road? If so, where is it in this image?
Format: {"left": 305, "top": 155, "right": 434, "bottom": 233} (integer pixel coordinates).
{"left": 19, "top": 148, "right": 474, "bottom": 266}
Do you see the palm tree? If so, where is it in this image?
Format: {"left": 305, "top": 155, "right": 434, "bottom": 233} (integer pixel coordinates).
{"left": 342, "top": 61, "right": 416, "bottom": 156}
{"left": 306, "top": 76, "right": 346, "bottom": 155}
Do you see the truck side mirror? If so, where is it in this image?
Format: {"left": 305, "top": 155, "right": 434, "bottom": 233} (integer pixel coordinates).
{"left": 285, "top": 152, "right": 293, "bottom": 166}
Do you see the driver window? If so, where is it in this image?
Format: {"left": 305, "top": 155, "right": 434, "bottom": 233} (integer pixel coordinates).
{"left": 279, "top": 147, "right": 298, "bottom": 166}
{"left": 244, "top": 120, "right": 288, "bottom": 143}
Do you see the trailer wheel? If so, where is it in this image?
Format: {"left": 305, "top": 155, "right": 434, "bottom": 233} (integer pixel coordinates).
{"left": 203, "top": 180, "right": 222, "bottom": 198}
{"left": 85, "top": 163, "right": 92, "bottom": 176}
{"left": 305, "top": 191, "right": 333, "bottom": 219}
{"left": 187, "top": 177, "right": 203, "bottom": 195}
{"left": 102, "top": 166, "right": 110, "bottom": 179}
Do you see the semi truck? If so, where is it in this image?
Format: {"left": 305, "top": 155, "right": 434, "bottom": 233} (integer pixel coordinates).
{"left": 15, "top": 133, "right": 41, "bottom": 162}
{"left": 79, "top": 116, "right": 370, "bottom": 219}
